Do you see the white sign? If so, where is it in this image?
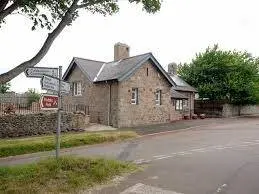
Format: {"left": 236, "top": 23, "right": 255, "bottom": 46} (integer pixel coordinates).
{"left": 25, "top": 67, "right": 58, "bottom": 78}
{"left": 41, "top": 75, "right": 70, "bottom": 93}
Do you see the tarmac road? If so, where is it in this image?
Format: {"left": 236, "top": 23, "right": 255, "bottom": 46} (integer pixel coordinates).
{"left": 91, "top": 117, "right": 259, "bottom": 194}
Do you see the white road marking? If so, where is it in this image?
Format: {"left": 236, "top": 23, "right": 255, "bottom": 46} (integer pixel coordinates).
{"left": 155, "top": 155, "right": 173, "bottom": 160}
{"left": 190, "top": 148, "right": 207, "bottom": 152}
{"left": 133, "top": 159, "right": 145, "bottom": 164}
{"left": 133, "top": 159, "right": 151, "bottom": 164}
{"left": 148, "top": 176, "right": 159, "bottom": 180}
{"left": 177, "top": 151, "right": 192, "bottom": 155}
{"left": 216, "top": 183, "right": 227, "bottom": 193}
{"left": 120, "top": 183, "right": 184, "bottom": 194}
{"left": 134, "top": 140, "right": 259, "bottom": 164}
{"left": 153, "top": 155, "right": 167, "bottom": 158}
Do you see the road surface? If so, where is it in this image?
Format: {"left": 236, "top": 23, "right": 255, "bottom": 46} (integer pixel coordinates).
{"left": 91, "top": 117, "right": 259, "bottom": 194}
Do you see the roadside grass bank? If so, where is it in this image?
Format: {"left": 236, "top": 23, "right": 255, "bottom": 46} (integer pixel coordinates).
{"left": 0, "top": 131, "right": 138, "bottom": 158}
{"left": 0, "top": 156, "right": 138, "bottom": 193}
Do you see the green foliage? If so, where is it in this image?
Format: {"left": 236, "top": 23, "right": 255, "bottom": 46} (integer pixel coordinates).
{"left": 0, "top": 156, "right": 137, "bottom": 193}
{"left": 26, "top": 88, "right": 40, "bottom": 105}
{"left": 253, "top": 75, "right": 259, "bottom": 104}
{"left": 178, "top": 45, "right": 259, "bottom": 105}
{"left": 0, "top": 82, "right": 10, "bottom": 93}
{"left": 1, "top": 0, "right": 161, "bottom": 30}
{"left": 0, "top": 131, "right": 137, "bottom": 157}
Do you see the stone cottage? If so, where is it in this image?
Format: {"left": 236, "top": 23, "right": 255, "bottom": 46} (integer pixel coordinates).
{"left": 62, "top": 43, "right": 196, "bottom": 127}
{"left": 167, "top": 62, "right": 197, "bottom": 118}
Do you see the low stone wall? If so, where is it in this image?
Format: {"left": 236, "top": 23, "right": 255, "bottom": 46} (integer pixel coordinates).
{"left": 222, "top": 104, "right": 259, "bottom": 117}
{"left": 0, "top": 112, "right": 90, "bottom": 138}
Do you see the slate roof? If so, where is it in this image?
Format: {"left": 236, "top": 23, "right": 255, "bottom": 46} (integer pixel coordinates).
{"left": 170, "top": 75, "right": 197, "bottom": 92}
{"left": 64, "top": 57, "right": 104, "bottom": 81}
{"left": 63, "top": 53, "right": 175, "bottom": 87}
{"left": 171, "top": 89, "right": 189, "bottom": 99}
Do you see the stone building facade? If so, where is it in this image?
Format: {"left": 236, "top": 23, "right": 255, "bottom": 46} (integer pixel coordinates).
{"left": 62, "top": 43, "right": 196, "bottom": 127}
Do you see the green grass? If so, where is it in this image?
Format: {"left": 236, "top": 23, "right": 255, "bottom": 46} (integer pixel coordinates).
{"left": 0, "top": 131, "right": 138, "bottom": 158}
{"left": 0, "top": 156, "right": 137, "bottom": 193}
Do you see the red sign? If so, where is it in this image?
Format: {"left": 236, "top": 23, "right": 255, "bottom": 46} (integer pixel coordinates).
{"left": 40, "top": 94, "right": 58, "bottom": 110}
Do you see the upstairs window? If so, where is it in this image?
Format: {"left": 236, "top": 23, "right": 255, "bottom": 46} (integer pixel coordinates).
{"left": 131, "top": 88, "right": 138, "bottom": 104}
{"left": 73, "top": 82, "right": 82, "bottom": 96}
{"left": 155, "top": 90, "right": 161, "bottom": 105}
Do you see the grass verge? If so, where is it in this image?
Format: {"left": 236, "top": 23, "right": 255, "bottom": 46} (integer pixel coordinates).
{"left": 0, "top": 156, "right": 137, "bottom": 193}
{"left": 0, "top": 131, "right": 137, "bottom": 158}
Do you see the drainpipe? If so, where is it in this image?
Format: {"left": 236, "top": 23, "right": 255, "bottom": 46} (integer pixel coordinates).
{"left": 189, "top": 93, "right": 192, "bottom": 119}
{"left": 107, "top": 82, "right": 112, "bottom": 126}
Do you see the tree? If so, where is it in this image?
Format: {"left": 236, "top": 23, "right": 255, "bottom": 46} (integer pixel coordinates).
{"left": 0, "top": 82, "right": 10, "bottom": 93}
{"left": 0, "top": 0, "right": 161, "bottom": 84}
{"left": 178, "top": 45, "right": 259, "bottom": 105}
{"left": 26, "top": 88, "right": 40, "bottom": 105}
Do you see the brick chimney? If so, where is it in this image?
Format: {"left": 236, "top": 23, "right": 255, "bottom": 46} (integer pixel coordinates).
{"left": 168, "top": 62, "right": 178, "bottom": 75}
{"left": 114, "top": 42, "right": 130, "bottom": 61}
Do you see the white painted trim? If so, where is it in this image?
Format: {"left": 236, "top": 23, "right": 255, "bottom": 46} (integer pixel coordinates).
{"left": 93, "top": 63, "right": 106, "bottom": 82}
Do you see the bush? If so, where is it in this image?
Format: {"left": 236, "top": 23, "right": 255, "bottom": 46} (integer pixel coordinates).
{"left": 27, "top": 88, "right": 41, "bottom": 105}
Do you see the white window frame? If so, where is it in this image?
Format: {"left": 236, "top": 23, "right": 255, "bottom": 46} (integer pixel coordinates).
{"left": 131, "top": 88, "right": 138, "bottom": 104}
{"left": 175, "top": 99, "right": 183, "bottom": 110}
{"left": 73, "top": 82, "right": 82, "bottom": 96}
{"left": 155, "top": 90, "right": 161, "bottom": 105}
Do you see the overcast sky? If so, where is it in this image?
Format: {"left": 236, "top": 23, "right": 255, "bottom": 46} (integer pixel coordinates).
{"left": 1, "top": 0, "right": 259, "bottom": 93}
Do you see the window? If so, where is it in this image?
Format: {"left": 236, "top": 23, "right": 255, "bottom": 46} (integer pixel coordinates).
{"left": 73, "top": 82, "right": 82, "bottom": 96}
{"left": 146, "top": 68, "right": 149, "bottom": 76}
{"left": 175, "top": 99, "right": 183, "bottom": 110}
{"left": 131, "top": 88, "right": 138, "bottom": 104}
{"left": 155, "top": 90, "right": 161, "bottom": 105}
{"left": 183, "top": 99, "right": 188, "bottom": 108}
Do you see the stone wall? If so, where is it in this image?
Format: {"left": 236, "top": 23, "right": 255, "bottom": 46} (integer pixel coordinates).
{"left": 117, "top": 61, "right": 178, "bottom": 127}
{"left": 222, "top": 104, "right": 259, "bottom": 117}
{"left": 0, "top": 112, "right": 90, "bottom": 138}
{"left": 62, "top": 65, "right": 110, "bottom": 125}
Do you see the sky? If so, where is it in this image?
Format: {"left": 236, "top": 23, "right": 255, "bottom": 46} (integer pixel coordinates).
{"left": 1, "top": 0, "right": 259, "bottom": 93}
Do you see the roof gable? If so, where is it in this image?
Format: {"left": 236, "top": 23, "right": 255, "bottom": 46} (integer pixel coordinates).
{"left": 63, "top": 57, "right": 104, "bottom": 81}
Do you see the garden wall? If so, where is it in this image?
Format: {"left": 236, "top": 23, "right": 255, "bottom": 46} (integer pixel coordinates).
{"left": 222, "top": 104, "right": 259, "bottom": 117}
{"left": 195, "top": 100, "right": 259, "bottom": 118}
{"left": 0, "top": 112, "right": 90, "bottom": 138}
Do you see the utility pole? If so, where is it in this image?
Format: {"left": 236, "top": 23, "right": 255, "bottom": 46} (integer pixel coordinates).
{"left": 56, "top": 66, "right": 62, "bottom": 159}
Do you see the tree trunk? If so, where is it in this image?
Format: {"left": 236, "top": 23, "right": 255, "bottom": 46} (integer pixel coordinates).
{"left": 0, "top": 0, "right": 79, "bottom": 84}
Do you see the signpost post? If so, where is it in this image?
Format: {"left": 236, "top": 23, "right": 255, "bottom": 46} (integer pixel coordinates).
{"left": 24, "top": 66, "right": 70, "bottom": 160}
{"left": 56, "top": 66, "right": 62, "bottom": 159}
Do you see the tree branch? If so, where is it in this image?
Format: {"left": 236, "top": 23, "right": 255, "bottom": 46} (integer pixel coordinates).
{"left": 0, "top": 1, "right": 19, "bottom": 22}
{"left": 76, "top": 2, "right": 91, "bottom": 9}
{"left": 0, "top": 0, "right": 9, "bottom": 12}
{"left": 0, "top": 0, "right": 80, "bottom": 84}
